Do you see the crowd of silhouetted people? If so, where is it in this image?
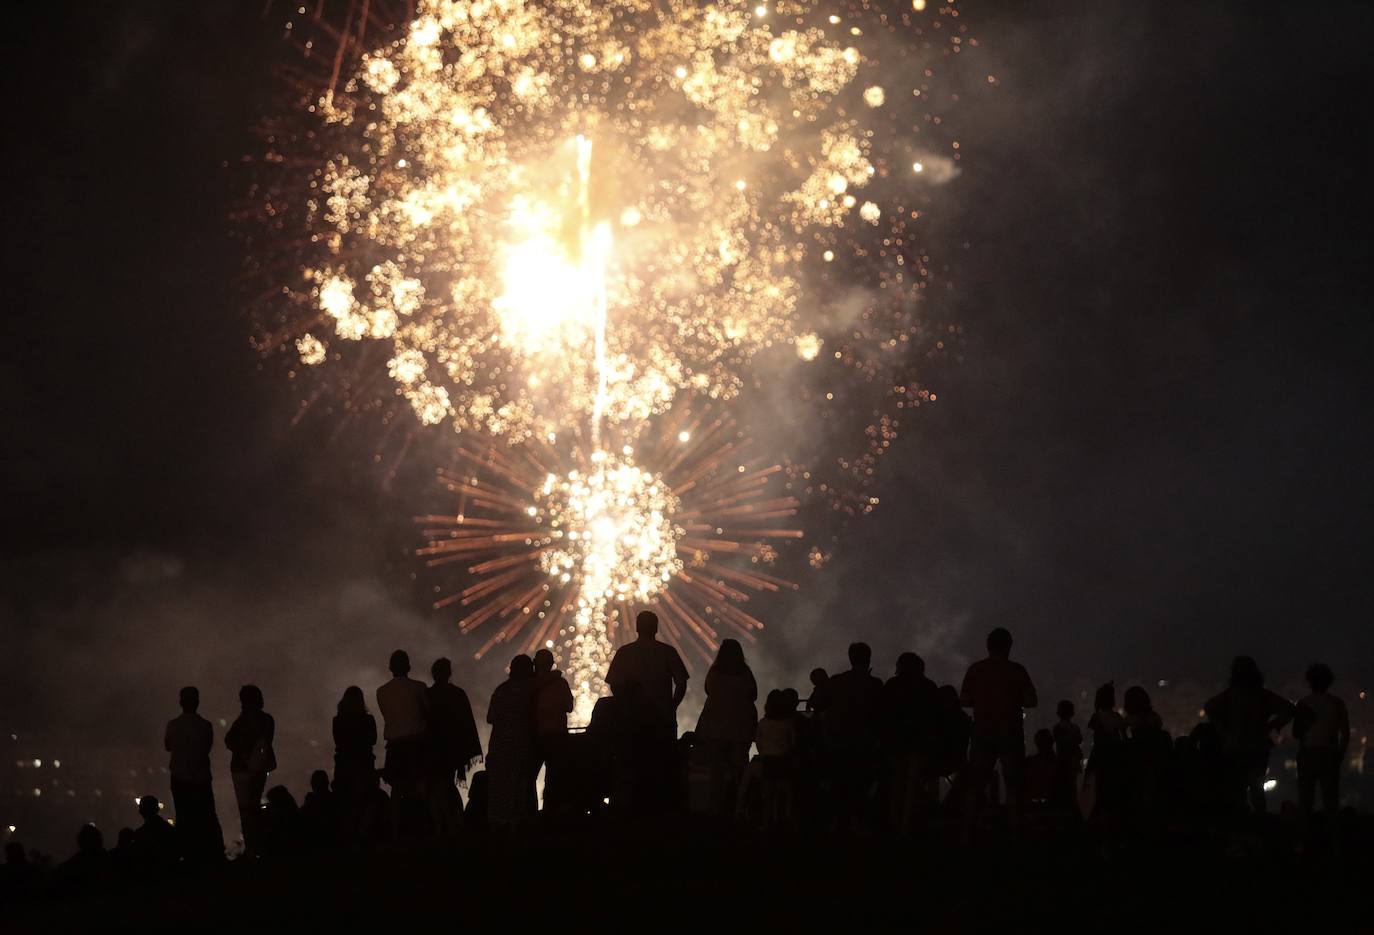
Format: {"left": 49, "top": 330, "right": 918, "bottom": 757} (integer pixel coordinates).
{"left": 2, "top": 612, "right": 1359, "bottom": 904}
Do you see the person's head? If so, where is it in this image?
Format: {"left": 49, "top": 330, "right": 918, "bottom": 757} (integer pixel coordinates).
{"left": 809, "top": 667, "right": 829, "bottom": 687}
{"left": 338, "top": 685, "right": 366, "bottom": 716}
{"left": 431, "top": 657, "right": 453, "bottom": 684}
{"left": 1094, "top": 682, "right": 1115, "bottom": 712}
{"left": 310, "top": 769, "right": 330, "bottom": 795}
{"left": 137, "top": 795, "right": 160, "bottom": 821}
{"left": 1034, "top": 728, "right": 1054, "bottom": 755}
{"left": 509, "top": 654, "right": 534, "bottom": 679}
{"left": 1190, "top": 721, "right": 1219, "bottom": 754}
{"left": 781, "top": 687, "right": 800, "bottom": 712}
{"left": 1229, "top": 655, "right": 1263, "bottom": 691}
{"left": 533, "top": 648, "right": 555, "bottom": 674}
{"left": 76, "top": 823, "right": 104, "bottom": 854}
{"left": 178, "top": 686, "right": 200, "bottom": 713}
{"left": 635, "top": 610, "right": 659, "bottom": 639}
{"left": 1305, "top": 662, "right": 1334, "bottom": 693}
{"left": 1056, "top": 699, "right": 1075, "bottom": 721}
{"left": 389, "top": 649, "right": 411, "bottom": 678}
{"left": 5, "top": 841, "right": 25, "bottom": 865}
{"left": 986, "top": 627, "right": 1013, "bottom": 659}
{"left": 238, "top": 684, "right": 264, "bottom": 711}
{"left": 713, "top": 639, "right": 747, "bottom": 674}
{"left": 895, "top": 651, "right": 924, "bottom": 679}
{"left": 265, "top": 785, "right": 298, "bottom": 812}
{"left": 763, "top": 689, "right": 787, "bottom": 719}
{"left": 847, "top": 642, "right": 871, "bottom": 671}
{"left": 1123, "top": 685, "right": 1152, "bottom": 717}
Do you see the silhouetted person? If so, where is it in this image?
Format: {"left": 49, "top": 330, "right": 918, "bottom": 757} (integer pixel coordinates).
{"left": 823, "top": 642, "right": 884, "bottom": 828}
{"left": 133, "top": 796, "right": 177, "bottom": 871}
{"left": 588, "top": 684, "right": 639, "bottom": 814}
{"left": 738, "top": 689, "right": 799, "bottom": 828}
{"left": 532, "top": 648, "right": 574, "bottom": 814}
{"left": 57, "top": 824, "right": 109, "bottom": 892}
{"left": 1204, "top": 656, "right": 1294, "bottom": 814}
{"left": 1053, "top": 700, "right": 1083, "bottom": 814}
{"left": 605, "top": 611, "right": 690, "bottom": 738}
{"left": 486, "top": 654, "right": 539, "bottom": 826}
{"left": 806, "top": 667, "right": 830, "bottom": 714}
{"left": 225, "top": 684, "right": 275, "bottom": 856}
{"left": 110, "top": 828, "right": 137, "bottom": 872}
{"left": 695, "top": 639, "right": 758, "bottom": 807}
{"left": 376, "top": 650, "right": 431, "bottom": 815}
{"left": 259, "top": 785, "right": 303, "bottom": 858}
{"left": 1293, "top": 662, "right": 1349, "bottom": 818}
{"left": 300, "top": 769, "right": 337, "bottom": 849}
{"left": 164, "top": 685, "right": 225, "bottom": 865}
{"left": 333, "top": 685, "right": 379, "bottom": 843}
{"left": 931, "top": 684, "right": 971, "bottom": 786}
{"left": 960, "top": 627, "right": 1037, "bottom": 837}
{"left": 1084, "top": 682, "right": 1124, "bottom": 822}
{"left": 1025, "top": 728, "right": 1058, "bottom": 807}
{"left": 429, "top": 657, "right": 483, "bottom": 833}
{"left": 2, "top": 840, "right": 38, "bottom": 902}
{"left": 1122, "top": 686, "right": 1170, "bottom": 827}
{"left": 882, "top": 652, "right": 939, "bottom": 832}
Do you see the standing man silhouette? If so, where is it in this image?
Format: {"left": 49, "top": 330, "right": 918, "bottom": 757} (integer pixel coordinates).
{"left": 960, "top": 627, "right": 1038, "bottom": 840}
{"left": 605, "top": 611, "right": 689, "bottom": 737}
{"left": 604, "top": 611, "right": 689, "bottom": 812}
{"left": 164, "top": 686, "right": 225, "bottom": 864}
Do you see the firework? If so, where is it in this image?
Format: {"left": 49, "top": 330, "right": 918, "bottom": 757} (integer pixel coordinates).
{"left": 251, "top": 0, "right": 976, "bottom": 704}
{"left": 259, "top": 0, "right": 968, "bottom": 453}
{"left": 416, "top": 405, "right": 801, "bottom": 720}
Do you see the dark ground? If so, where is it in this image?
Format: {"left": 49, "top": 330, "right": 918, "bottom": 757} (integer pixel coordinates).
{"left": 10, "top": 815, "right": 1374, "bottom": 931}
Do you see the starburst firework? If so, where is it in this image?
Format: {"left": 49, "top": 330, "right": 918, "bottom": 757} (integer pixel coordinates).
{"left": 416, "top": 405, "right": 801, "bottom": 719}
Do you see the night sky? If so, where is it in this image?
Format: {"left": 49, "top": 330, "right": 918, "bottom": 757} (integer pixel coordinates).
{"left": 3, "top": 2, "right": 1370, "bottom": 848}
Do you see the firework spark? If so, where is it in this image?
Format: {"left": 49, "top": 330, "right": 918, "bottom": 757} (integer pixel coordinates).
{"left": 416, "top": 405, "right": 801, "bottom": 720}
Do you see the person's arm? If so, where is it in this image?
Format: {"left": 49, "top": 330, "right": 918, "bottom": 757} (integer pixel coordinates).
{"left": 560, "top": 678, "right": 574, "bottom": 714}
{"left": 366, "top": 714, "right": 377, "bottom": 748}
{"left": 1021, "top": 668, "right": 1039, "bottom": 710}
{"left": 263, "top": 713, "right": 276, "bottom": 746}
{"left": 1335, "top": 699, "right": 1350, "bottom": 757}
{"left": 1266, "top": 691, "right": 1295, "bottom": 733}
{"left": 604, "top": 650, "right": 622, "bottom": 696}
{"left": 670, "top": 649, "right": 689, "bottom": 709}
{"left": 959, "top": 667, "right": 975, "bottom": 708}
{"left": 1292, "top": 702, "right": 1311, "bottom": 743}
{"left": 225, "top": 718, "right": 240, "bottom": 752}
{"left": 747, "top": 670, "right": 758, "bottom": 703}
{"left": 164, "top": 721, "right": 174, "bottom": 753}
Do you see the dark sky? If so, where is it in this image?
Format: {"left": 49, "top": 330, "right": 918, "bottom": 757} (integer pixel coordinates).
{"left": 2, "top": 2, "right": 1371, "bottom": 847}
